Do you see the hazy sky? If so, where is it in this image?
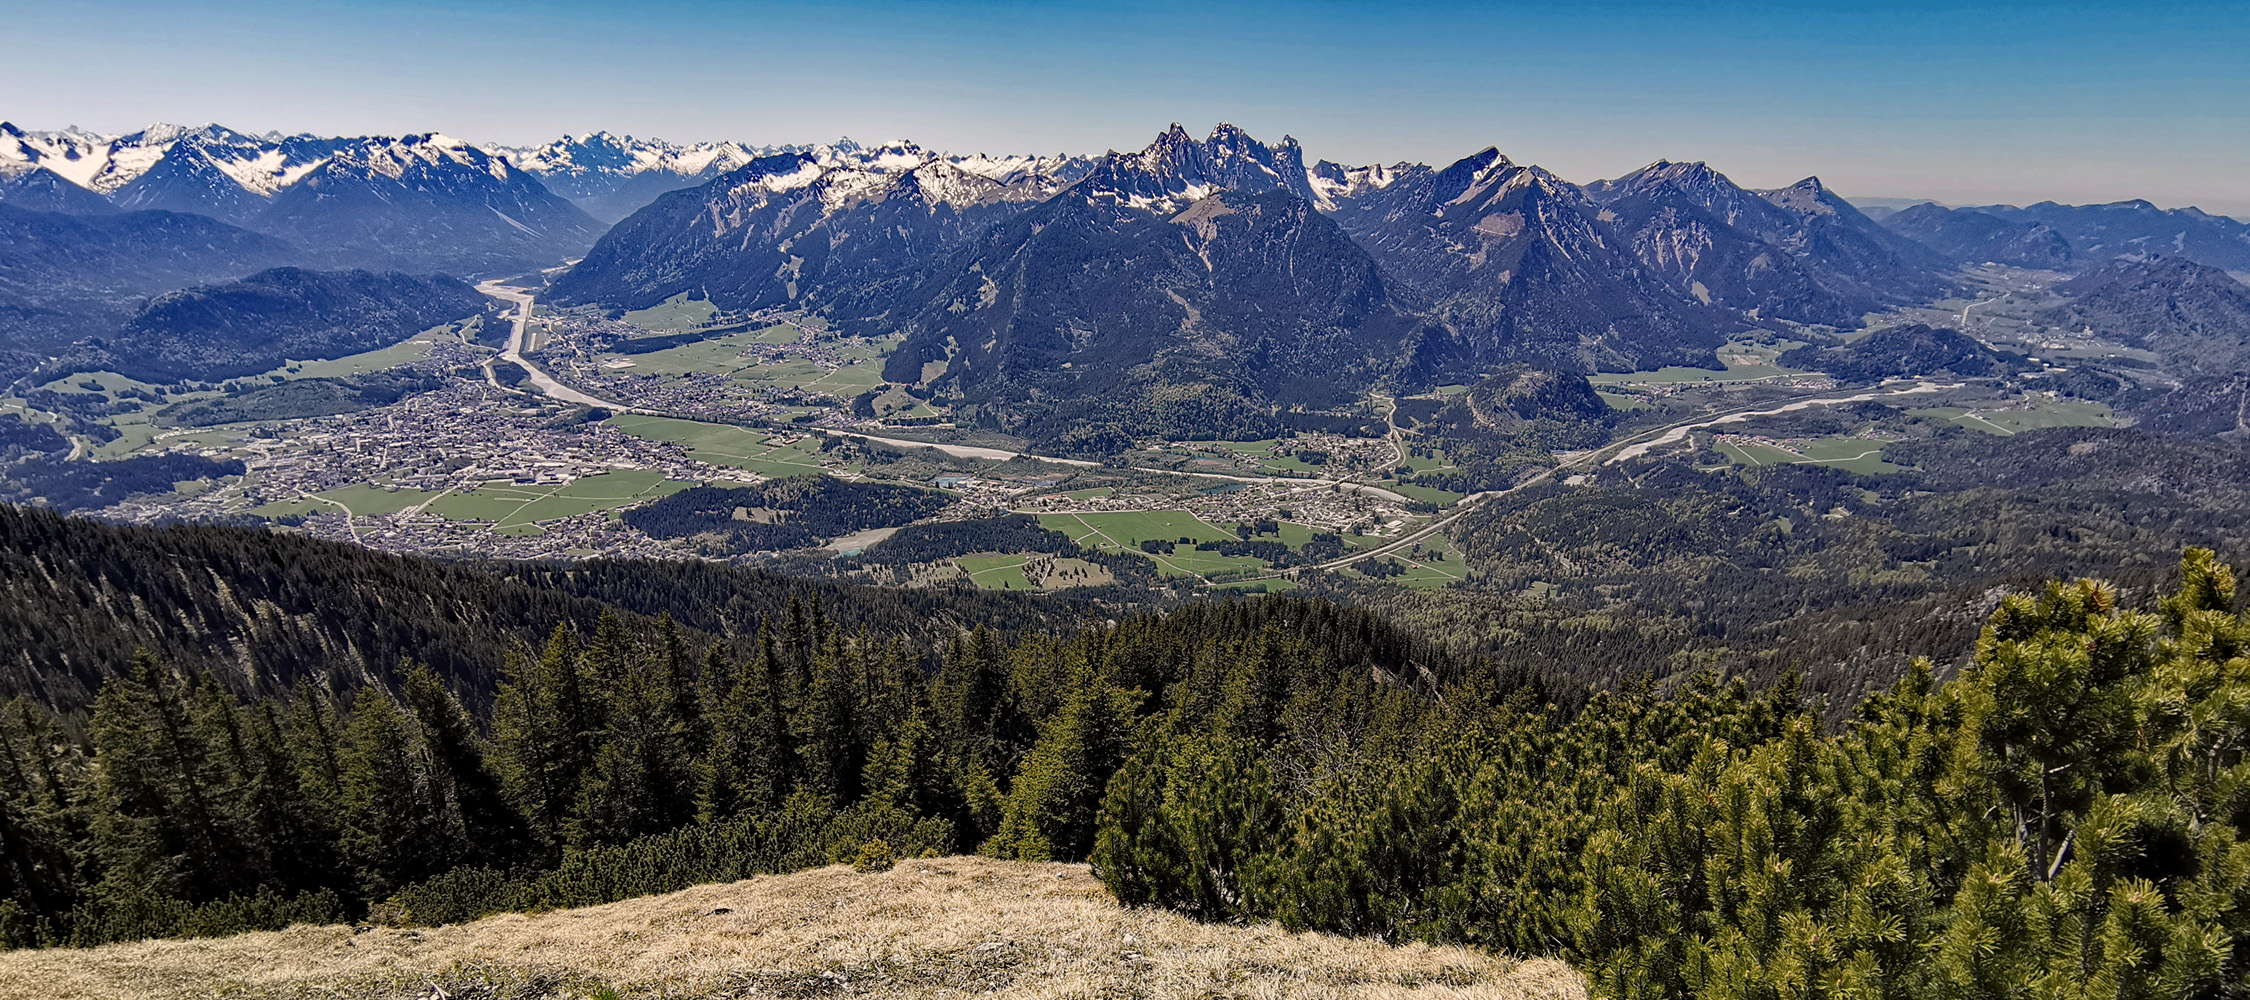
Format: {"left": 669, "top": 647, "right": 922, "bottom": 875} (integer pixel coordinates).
{"left": 6, "top": 0, "right": 2246, "bottom": 214}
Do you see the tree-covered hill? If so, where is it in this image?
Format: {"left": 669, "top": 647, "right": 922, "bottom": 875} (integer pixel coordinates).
{"left": 3, "top": 540, "right": 2249, "bottom": 1000}
{"left": 58, "top": 267, "right": 492, "bottom": 383}
{"left": 0, "top": 505, "right": 1078, "bottom": 710}
{"left": 1779, "top": 322, "right": 2027, "bottom": 382}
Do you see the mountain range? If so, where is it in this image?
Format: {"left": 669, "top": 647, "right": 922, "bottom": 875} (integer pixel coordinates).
{"left": 484, "top": 131, "right": 806, "bottom": 223}
{"left": 561, "top": 124, "right": 2002, "bottom": 445}
{"left": 0, "top": 123, "right": 600, "bottom": 274}
{"left": 549, "top": 140, "right": 1092, "bottom": 321}
{"left": 8, "top": 117, "right": 2250, "bottom": 435}
{"left": 2039, "top": 256, "right": 2250, "bottom": 370}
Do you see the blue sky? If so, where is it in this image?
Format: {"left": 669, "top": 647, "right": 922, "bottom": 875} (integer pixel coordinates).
{"left": 6, "top": 0, "right": 2246, "bottom": 213}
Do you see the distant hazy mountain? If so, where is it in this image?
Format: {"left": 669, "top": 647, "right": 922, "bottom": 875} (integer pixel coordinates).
{"left": 878, "top": 129, "right": 1433, "bottom": 442}
{"left": 0, "top": 203, "right": 309, "bottom": 352}
{"left": 72, "top": 267, "right": 490, "bottom": 382}
{"left": 107, "top": 125, "right": 350, "bottom": 225}
{"left": 1584, "top": 167, "right": 1958, "bottom": 314}
{"left": 551, "top": 141, "right": 1090, "bottom": 317}
{"left": 0, "top": 123, "right": 600, "bottom": 274}
{"left": 1584, "top": 160, "right": 1876, "bottom": 327}
{"left": 0, "top": 122, "right": 342, "bottom": 225}
{"left": 1880, "top": 203, "right": 2073, "bottom": 270}
{"left": 0, "top": 165, "right": 115, "bottom": 215}
{"left": 1970, "top": 200, "right": 2250, "bottom": 272}
{"left": 1745, "top": 177, "right": 1959, "bottom": 307}
{"left": 2040, "top": 257, "right": 2250, "bottom": 370}
{"left": 489, "top": 131, "right": 797, "bottom": 223}
{"left": 1320, "top": 147, "right": 1732, "bottom": 372}
{"left": 253, "top": 134, "right": 605, "bottom": 275}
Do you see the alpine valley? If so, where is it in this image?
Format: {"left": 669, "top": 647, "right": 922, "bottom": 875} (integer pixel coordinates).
{"left": 5, "top": 117, "right": 2248, "bottom": 610}
{"left": 5, "top": 106, "right": 2250, "bottom": 1000}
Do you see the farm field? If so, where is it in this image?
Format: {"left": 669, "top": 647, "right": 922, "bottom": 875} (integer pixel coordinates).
{"left": 1587, "top": 339, "right": 1812, "bottom": 386}
{"left": 620, "top": 293, "right": 721, "bottom": 331}
{"left": 254, "top": 482, "right": 445, "bottom": 518}
{"left": 1038, "top": 510, "right": 1371, "bottom": 581}
{"left": 949, "top": 554, "right": 1114, "bottom": 592}
{"left": 1038, "top": 510, "right": 1256, "bottom": 579}
{"left": 739, "top": 357, "right": 887, "bottom": 395}
{"left": 954, "top": 554, "right": 1035, "bottom": 591}
{"left": 1040, "top": 510, "right": 1235, "bottom": 548}
{"left": 1345, "top": 536, "right": 1470, "bottom": 589}
{"left": 1909, "top": 398, "right": 2113, "bottom": 435}
{"left": 1715, "top": 435, "right": 1907, "bottom": 475}
{"left": 253, "top": 471, "right": 690, "bottom": 529}
{"left": 426, "top": 470, "right": 689, "bottom": 528}
{"left": 596, "top": 325, "right": 891, "bottom": 397}
{"left": 606, "top": 414, "right": 854, "bottom": 478}
{"left": 606, "top": 330, "right": 791, "bottom": 376}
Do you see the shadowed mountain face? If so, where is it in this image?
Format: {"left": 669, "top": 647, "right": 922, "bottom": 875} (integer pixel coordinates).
{"left": 1970, "top": 200, "right": 2250, "bottom": 272}
{"left": 0, "top": 165, "right": 117, "bottom": 215}
{"left": 882, "top": 185, "right": 1430, "bottom": 414}
{"left": 0, "top": 123, "right": 602, "bottom": 276}
{"left": 1744, "top": 177, "right": 1960, "bottom": 307}
{"left": 252, "top": 135, "right": 605, "bottom": 275}
{"left": 549, "top": 145, "right": 1086, "bottom": 321}
{"left": 0, "top": 203, "right": 312, "bottom": 355}
{"left": 1880, "top": 203, "right": 2073, "bottom": 269}
{"left": 60, "top": 267, "right": 491, "bottom": 383}
{"left": 2041, "top": 257, "right": 2250, "bottom": 369}
{"left": 1320, "top": 148, "right": 1734, "bottom": 372}
{"left": 1584, "top": 161, "right": 1876, "bottom": 327}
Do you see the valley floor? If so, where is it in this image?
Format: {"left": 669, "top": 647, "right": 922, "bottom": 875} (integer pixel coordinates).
{"left": 0, "top": 857, "right": 1583, "bottom": 1000}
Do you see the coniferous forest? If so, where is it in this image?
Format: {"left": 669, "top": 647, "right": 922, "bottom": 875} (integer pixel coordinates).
{"left": 3, "top": 504, "right": 2249, "bottom": 999}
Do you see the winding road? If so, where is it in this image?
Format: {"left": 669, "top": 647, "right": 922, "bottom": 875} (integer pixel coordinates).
{"left": 463, "top": 282, "right": 1957, "bottom": 586}
{"left": 464, "top": 292, "right": 1413, "bottom": 495}
{"left": 1282, "top": 379, "right": 1958, "bottom": 578}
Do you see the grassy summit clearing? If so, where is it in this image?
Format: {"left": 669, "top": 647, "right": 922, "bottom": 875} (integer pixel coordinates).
{"left": 0, "top": 858, "right": 1583, "bottom": 1000}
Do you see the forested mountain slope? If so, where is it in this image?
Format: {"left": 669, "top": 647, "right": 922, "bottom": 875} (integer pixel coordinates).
{"left": 882, "top": 185, "right": 1436, "bottom": 450}
{"left": 1880, "top": 202, "right": 2074, "bottom": 269}
{"left": 0, "top": 505, "right": 1076, "bottom": 709}
{"left": 55, "top": 268, "right": 491, "bottom": 383}
{"left": 2041, "top": 256, "right": 2250, "bottom": 369}
{"left": 1, "top": 541, "right": 2246, "bottom": 1000}
{"left": 1320, "top": 148, "right": 1734, "bottom": 372}
{"left": 0, "top": 203, "right": 310, "bottom": 354}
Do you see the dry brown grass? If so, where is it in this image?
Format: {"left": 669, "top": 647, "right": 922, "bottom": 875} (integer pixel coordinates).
{"left": 0, "top": 857, "right": 1586, "bottom": 1000}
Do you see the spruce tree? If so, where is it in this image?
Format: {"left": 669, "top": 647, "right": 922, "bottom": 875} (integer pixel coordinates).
{"left": 336, "top": 688, "right": 441, "bottom": 899}
{"left": 401, "top": 663, "right": 526, "bottom": 867}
